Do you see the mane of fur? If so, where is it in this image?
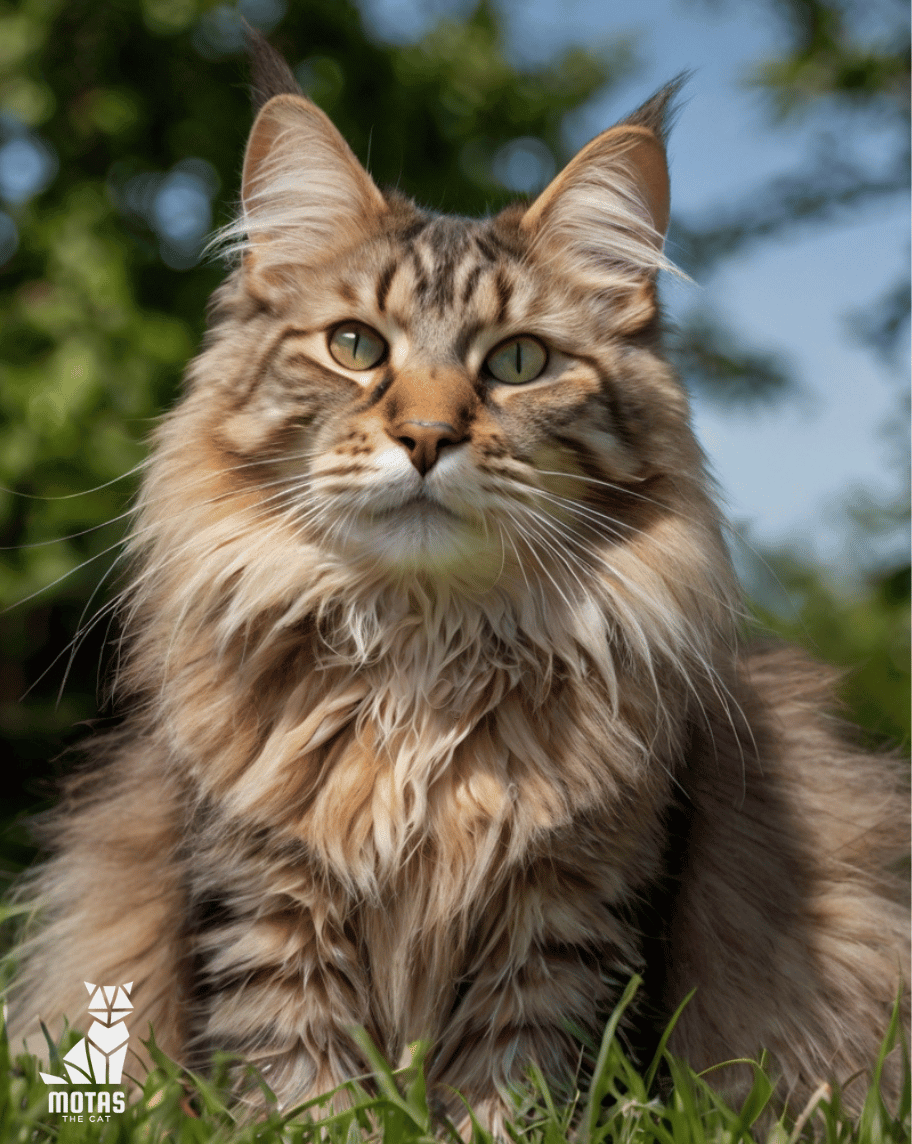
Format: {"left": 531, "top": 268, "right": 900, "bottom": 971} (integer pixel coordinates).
{"left": 113, "top": 371, "right": 736, "bottom": 901}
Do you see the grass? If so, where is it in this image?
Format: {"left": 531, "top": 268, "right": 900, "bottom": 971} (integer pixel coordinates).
{"left": 2, "top": 978, "right": 908, "bottom": 1144}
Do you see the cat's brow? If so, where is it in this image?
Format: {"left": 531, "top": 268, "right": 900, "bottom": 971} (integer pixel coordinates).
{"left": 278, "top": 325, "right": 323, "bottom": 342}
{"left": 375, "top": 261, "right": 399, "bottom": 314}
{"left": 452, "top": 320, "right": 487, "bottom": 360}
{"left": 460, "top": 264, "right": 484, "bottom": 308}
{"left": 493, "top": 269, "right": 512, "bottom": 325}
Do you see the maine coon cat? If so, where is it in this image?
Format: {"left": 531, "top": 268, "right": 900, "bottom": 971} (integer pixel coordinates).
{"left": 11, "top": 30, "right": 908, "bottom": 1134}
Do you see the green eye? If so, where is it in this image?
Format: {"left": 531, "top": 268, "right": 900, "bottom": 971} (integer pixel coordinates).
{"left": 485, "top": 336, "right": 547, "bottom": 385}
{"left": 328, "top": 323, "right": 387, "bottom": 370}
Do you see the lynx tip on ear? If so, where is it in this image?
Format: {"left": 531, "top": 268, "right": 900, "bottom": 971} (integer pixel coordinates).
{"left": 244, "top": 22, "right": 304, "bottom": 113}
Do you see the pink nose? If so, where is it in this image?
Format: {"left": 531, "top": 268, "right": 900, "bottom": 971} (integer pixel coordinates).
{"left": 391, "top": 420, "right": 465, "bottom": 475}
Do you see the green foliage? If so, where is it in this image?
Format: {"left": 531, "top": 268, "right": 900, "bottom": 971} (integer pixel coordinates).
{"left": 751, "top": 555, "right": 910, "bottom": 748}
{"left": 2, "top": 984, "right": 909, "bottom": 1142}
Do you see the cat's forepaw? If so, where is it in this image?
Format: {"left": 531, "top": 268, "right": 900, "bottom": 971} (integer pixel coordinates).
{"left": 437, "top": 1091, "right": 517, "bottom": 1143}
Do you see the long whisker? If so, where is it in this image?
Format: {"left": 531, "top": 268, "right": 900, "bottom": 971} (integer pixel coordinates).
{"left": 0, "top": 510, "right": 136, "bottom": 552}
{"left": 508, "top": 491, "right": 752, "bottom": 775}
{"left": 16, "top": 468, "right": 321, "bottom": 698}
{"left": 533, "top": 465, "right": 800, "bottom": 631}
{"left": 0, "top": 460, "right": 148, "bottom": 501}
{"left": 518, "top": 484, "right": 749, "bottom": 625}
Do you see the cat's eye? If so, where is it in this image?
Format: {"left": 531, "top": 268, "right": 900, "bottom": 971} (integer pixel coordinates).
{"left": 485, "top": 336, "right": 547, "bottom": 385}
{"left": 328, "top": 322, "right": 387, "bottom": 370}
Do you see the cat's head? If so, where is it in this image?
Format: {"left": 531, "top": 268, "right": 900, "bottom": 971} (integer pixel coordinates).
{"left": 141, "top": 34, "right": 735, "bottom": 667}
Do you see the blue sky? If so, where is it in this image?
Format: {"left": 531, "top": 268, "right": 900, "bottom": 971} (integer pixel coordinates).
{"left": 360, "top": 0, "right": 910, "bottom": 588}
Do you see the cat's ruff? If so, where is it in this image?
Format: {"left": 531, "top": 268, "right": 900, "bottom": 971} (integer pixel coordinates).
{"left": 11, "top": 29, "right": 908, "bottom": 1138}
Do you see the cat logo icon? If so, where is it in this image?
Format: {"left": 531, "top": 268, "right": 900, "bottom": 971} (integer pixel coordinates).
{"left": 39, "top": 982, "right": 133, "bottom": 1085}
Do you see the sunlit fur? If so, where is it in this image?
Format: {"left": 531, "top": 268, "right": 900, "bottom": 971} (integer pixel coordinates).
{"left": 11, "top": 42, "right": 908, "bottom": 1139}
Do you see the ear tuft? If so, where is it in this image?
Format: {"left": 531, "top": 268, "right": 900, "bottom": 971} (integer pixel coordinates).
{"left": 244, "top": 22, "right": 304, "bottom": 112}
{"left": 621, "top": 71, "right": 691, "bottom": 145}
{"left": 208, "top": 33, "right": 386, "bottom": 270}
{"left": 521, "top": 76, "right": 689, "bottom": 286}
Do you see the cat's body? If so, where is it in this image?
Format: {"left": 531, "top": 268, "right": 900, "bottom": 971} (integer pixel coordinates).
{"left": 11, "top": 34, "right": 908, "bottom": 1134}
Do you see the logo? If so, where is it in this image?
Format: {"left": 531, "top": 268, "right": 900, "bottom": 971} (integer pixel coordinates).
{"left": 40, "top": 981, "right": 132, "bottom": 1119}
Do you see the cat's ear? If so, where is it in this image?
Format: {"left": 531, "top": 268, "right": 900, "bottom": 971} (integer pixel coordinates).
{"left": 520, "top": 79, "right": 684, "bottom": 285}
{"left": 240, "top": 93, "right": 387, "bottom": 268}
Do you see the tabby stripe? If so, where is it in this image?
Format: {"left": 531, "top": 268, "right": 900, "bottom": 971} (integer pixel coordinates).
{"left": 396, "top": 215, "right": 431, "bottom": 243}
{"left": 484, "top": 220, "right": 528, "bottom": 260}
{"left": 549, "top": 432, "right": 643, "bottom": 539}
{"left": 473, "top": 233, "right": 500, "bottom": 263}
{"left": 460, "top": 263, "right": 483, "bottom": 307}
{"left": 357, "top": 369, "right": 395, "bottom": 410}
{"left": 453, "top": 320, "right": 485, "bottom": 361}
{"left": 494, "top": 270, "right": 512, "bottom": 326}
{"left": 408, "top": 245, "right": 430, "bottom": 301}
{"left": 375, "top": 260, "right": 398, "bottom": 313}
{"left": 592, "top": 365, "right": 639, "bottom": 452}
{"left": 230, "top": 325, "right": 307, "bottom": 411}
{"left": 428, "top": 244, "right": 460, "bottom": 311}
{"left": 230, "top": 324, "right": 332, "bottom": 409}
{"left": 278, "top": 325, "right": 323, "bottom": 342}
{"left": 279, "top": 357, "right": 365, "bottom": 391}
{"left": 191, "top": 893, "right": 238, "bottom": 932}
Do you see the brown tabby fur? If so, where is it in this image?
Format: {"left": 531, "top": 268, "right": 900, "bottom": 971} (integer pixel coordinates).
{"left": 10, "top": 31, "right": 909, "bottom": 1136}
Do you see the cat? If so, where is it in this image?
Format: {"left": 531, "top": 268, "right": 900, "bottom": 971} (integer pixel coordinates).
{"left": 10, "top": 28, "right": 908, "bottom": 1137}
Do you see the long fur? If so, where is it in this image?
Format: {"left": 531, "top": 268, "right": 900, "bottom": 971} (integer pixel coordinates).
{"left": 10, "top": 34, "right": 908, "bottom": 1138}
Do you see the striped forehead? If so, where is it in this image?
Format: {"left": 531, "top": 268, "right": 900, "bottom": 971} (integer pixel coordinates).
{"left": 366, "top": 215, "right": 526, "bottom": 353}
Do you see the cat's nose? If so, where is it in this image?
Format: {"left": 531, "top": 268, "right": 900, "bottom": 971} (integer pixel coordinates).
{"left": 392, "top": 420, "right": 465, "bottom": 476}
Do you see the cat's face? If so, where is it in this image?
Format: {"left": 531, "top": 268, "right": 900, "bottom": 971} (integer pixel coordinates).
{"left": 177, "top": 85, "right": 720, "bottom": 605}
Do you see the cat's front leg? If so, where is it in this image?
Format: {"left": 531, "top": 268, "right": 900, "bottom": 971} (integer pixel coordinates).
{"left": 187, "top": 875, "right": 373, "bottom": 1113}
{"left": 429, "top": 863, "right": 642, "bottom": 1138}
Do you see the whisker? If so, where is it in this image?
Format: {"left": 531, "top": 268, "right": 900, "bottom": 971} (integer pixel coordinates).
{"left": 519, "top": 484, "right": 750, "bottom": 625}
{"left": 0, "top": 460, "right": 148, "bottom": 501}
{"left": 0, "top": 510, "right": 137, "bottom": 552}
{"left": 1, "top": 537, "right": 130, "bottom": 616}
{"left": 506, "top": 492, "right": 751, "bottom": 776}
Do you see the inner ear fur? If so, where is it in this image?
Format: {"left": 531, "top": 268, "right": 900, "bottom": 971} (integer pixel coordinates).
{"left": 521, "top": 122, "right": 670, "bottom": 258}
{"left": 241, "top": 93, "right": 387, "bottom": 263}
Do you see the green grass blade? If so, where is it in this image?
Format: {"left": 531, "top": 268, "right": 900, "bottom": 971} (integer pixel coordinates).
{"left": 644, "top": 988, "right": 695, "bottom": 1094}
{"left": 580, "top": 973, "right": 641, "bottom": 1144}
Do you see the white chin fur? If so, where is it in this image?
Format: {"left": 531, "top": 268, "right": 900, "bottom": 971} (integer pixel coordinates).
{"left": 342, "top": 505, "right": 499, "bottom": 578}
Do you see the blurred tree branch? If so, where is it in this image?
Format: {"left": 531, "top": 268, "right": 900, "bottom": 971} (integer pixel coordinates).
{"left": 673, "top": 0, "right": 909, "bottom": 409}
